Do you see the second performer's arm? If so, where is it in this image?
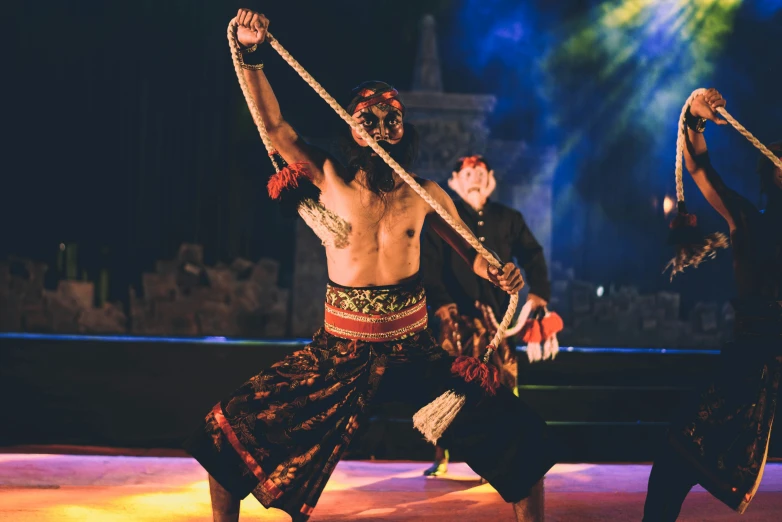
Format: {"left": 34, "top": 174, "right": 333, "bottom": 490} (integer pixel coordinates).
{"left": 682, "top": 89, "right": 755, "bottom": 232}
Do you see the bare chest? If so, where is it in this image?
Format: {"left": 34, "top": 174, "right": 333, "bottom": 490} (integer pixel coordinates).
{"left": 320, "top": 181, "right": 427, "bottom": 248}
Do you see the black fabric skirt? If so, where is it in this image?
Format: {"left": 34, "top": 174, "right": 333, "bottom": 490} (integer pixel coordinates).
{"left": 183, "top": 281, "right": 555, "bottom": 521}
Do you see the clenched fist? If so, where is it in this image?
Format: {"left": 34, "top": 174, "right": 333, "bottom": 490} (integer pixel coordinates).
{"left": 690, "top": 88, "right": 727, "bottom": 126}
{"left": 235, "top": 9, "right": 270, "bottom": 48}
{"left": 488, "top": 262, "right": 525, "bottom": 294}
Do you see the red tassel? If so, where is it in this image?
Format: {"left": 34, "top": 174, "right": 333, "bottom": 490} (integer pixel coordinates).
{"left": 521, "top": 319, "right": 542, "bottom": 344}
{"left": 669, "top": 211, "right": 697, "bottom": 229}
{"left": 267, "top": 163, "right": 311, "bottom": 200}
{"left": 540, "top": 312, "right": 564, "bottom": 339}
{"left": 451, "top": 355, "right": 500, "bottom": 395}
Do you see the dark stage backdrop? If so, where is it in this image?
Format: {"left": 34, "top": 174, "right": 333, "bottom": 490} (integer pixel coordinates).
{"left": 3, "top": 0, "right": 453, "bottom": 303}
{"left": 0, "top": 336, "right": 300, "bottom": 449}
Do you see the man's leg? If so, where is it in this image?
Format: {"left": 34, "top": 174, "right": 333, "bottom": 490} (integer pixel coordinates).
{"left": 513, "top": 478, "right": 545, "bottom": 522}
{"left": 442, "top": 386, "right": 554, "bottom": 522}
{"left": 209, "top": 474, "right": 241, "bottom": 522}
{"left": 642, "top": 449, "right": 696, "bottom": 522}
{"left": 423, "top": 446, "right": 449, "bottom": 476}
{"left": 379, "top": 351, "right": 554, "bottom": 521}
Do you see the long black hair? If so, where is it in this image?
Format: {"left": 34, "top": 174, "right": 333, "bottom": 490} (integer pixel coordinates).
{"left": 337, "top": 122, "right": 419, "bottom": 196}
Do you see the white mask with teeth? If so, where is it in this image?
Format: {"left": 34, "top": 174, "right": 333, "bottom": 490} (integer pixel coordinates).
{"left": 448, "top": 161, "right": 496, "bottom": 211}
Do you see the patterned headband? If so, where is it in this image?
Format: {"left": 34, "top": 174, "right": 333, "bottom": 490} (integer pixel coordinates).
{"left": 348, "top": 87, "right": 405, "bottom": 116}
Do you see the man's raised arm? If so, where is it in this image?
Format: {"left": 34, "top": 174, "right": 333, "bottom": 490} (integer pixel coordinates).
{"left": 234, "top": 8, "right": 328, "bottom": 187}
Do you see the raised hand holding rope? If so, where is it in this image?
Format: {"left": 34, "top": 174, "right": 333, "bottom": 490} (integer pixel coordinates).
{"left": 667, "top": 88, "right": 782, "bottom": 279}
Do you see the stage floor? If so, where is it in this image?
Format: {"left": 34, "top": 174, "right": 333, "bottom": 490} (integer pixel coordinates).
{"left": 1, "top": 454, "right": 781, "bottom": 521}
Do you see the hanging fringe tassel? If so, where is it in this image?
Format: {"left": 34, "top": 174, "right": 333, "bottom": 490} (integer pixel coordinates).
{"left": 521, "top": 315, "right": 544, "bottom": 363}
{"left": 664, "top": 201, "right": 729, "bottom": 280}
{"left": 527, "top": 342, "right": 542, "bottom": 362}
{"left": 540, "top": 310, "right": 564, "bottom": 361}
{"left": 297, "top": 198, "right": 352, "bottom": 249}
{"left": 412, "top": 346, "right": 503, "bottom": 444}
{"left": 412, "top": 352, "right": 499, "bottom": 445}
{"left": 413, "top": 390, "right": 467, "bottom": 445}
{"left": 543, "top": 335, "right": 559, "bottom": 360}
{"left": 267, "top": 162, "right": 312, "bottom": 200}
{"left": 451, "top": 355, "right": 500, "bottom": 395}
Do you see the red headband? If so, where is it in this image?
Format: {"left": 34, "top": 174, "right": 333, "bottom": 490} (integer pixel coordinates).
{"left": 352, "top": 89, "right": 405, "bottom": 116}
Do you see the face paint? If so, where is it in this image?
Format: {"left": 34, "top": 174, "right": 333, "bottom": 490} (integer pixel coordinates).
{"left": 345, "top": 82, "right": 406, "bottom": 148}
{"left": 351, "top": 104, "right": 404, "bottom": 147}
{"left": 339, "top": 82, "right": 416, "bottom": 196}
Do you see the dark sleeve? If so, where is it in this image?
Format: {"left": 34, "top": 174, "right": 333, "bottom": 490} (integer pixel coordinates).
{"left": 696, "top": 151, "right": 760, "bottom": 228}
{"left": 420, "top": 217, "right": 455, "bottom": 312}
{"left": 509, "top": 210, "right": 551, "bottom": 302}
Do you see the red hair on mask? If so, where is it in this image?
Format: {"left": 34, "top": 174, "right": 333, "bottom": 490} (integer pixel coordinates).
{"left": 454, "top": 155, "right": 491, "bottom": 172}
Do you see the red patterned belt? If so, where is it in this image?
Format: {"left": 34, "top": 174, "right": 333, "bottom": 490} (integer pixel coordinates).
{"left": 324, "top": 298, "right": 428, "bottom": 341}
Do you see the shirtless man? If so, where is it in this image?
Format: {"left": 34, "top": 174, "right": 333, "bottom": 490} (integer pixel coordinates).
{"left": 184, "top": 9, "right": 555, "bottom": 522}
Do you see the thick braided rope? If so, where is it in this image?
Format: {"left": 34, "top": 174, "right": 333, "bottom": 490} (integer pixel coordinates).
{"left": 482, "top": 301, "right": 527, "bottom": 338}
{"left": 676, "top": 88, "right": 782, "bottom": 203}
{"left": 263, "top": 34, "right": 496, "bottom": 263}
{"left": 227, "top": 20, "right": 518, "bottom": 352}
{"left": 675, "top": 89, "right": 704, "bottom": 203}
{"left": 716, "top": 107, "right": 782, "bottom": 169}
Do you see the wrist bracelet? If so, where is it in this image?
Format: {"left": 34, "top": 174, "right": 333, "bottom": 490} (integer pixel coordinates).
{"left": 685, "top": 107, "right": 707, "bottom": 133}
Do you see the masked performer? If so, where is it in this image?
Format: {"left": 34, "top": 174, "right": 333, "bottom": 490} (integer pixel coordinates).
{"left": 643, "top": 88, "right": 782, "bottom": 521}
{"left": 420, "top": 155, "right": 551, "bottom": 477}
{"left": 183, "top": 9, "right": 555, "bottom": 522}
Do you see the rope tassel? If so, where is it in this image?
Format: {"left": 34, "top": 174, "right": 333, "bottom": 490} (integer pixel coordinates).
{"left": 665, "top": 200, "right": 728, "bottom": 280}
{"left": 540, "top": 311, "right": 563, "bottom": 361}
{"left": 451, "top": 355, "right": 501, "bottom": 395}
{"left": 267, "top": 161, "right": 312, "bottom": 200}
{"left": 412, "top": 350, "right": 501, "bottom": 445}
{"left": 522, "top": 316, "right": 543, "bottom": 363}
{"left": 412, "top": 391, "right": 466, "bottom": 445}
